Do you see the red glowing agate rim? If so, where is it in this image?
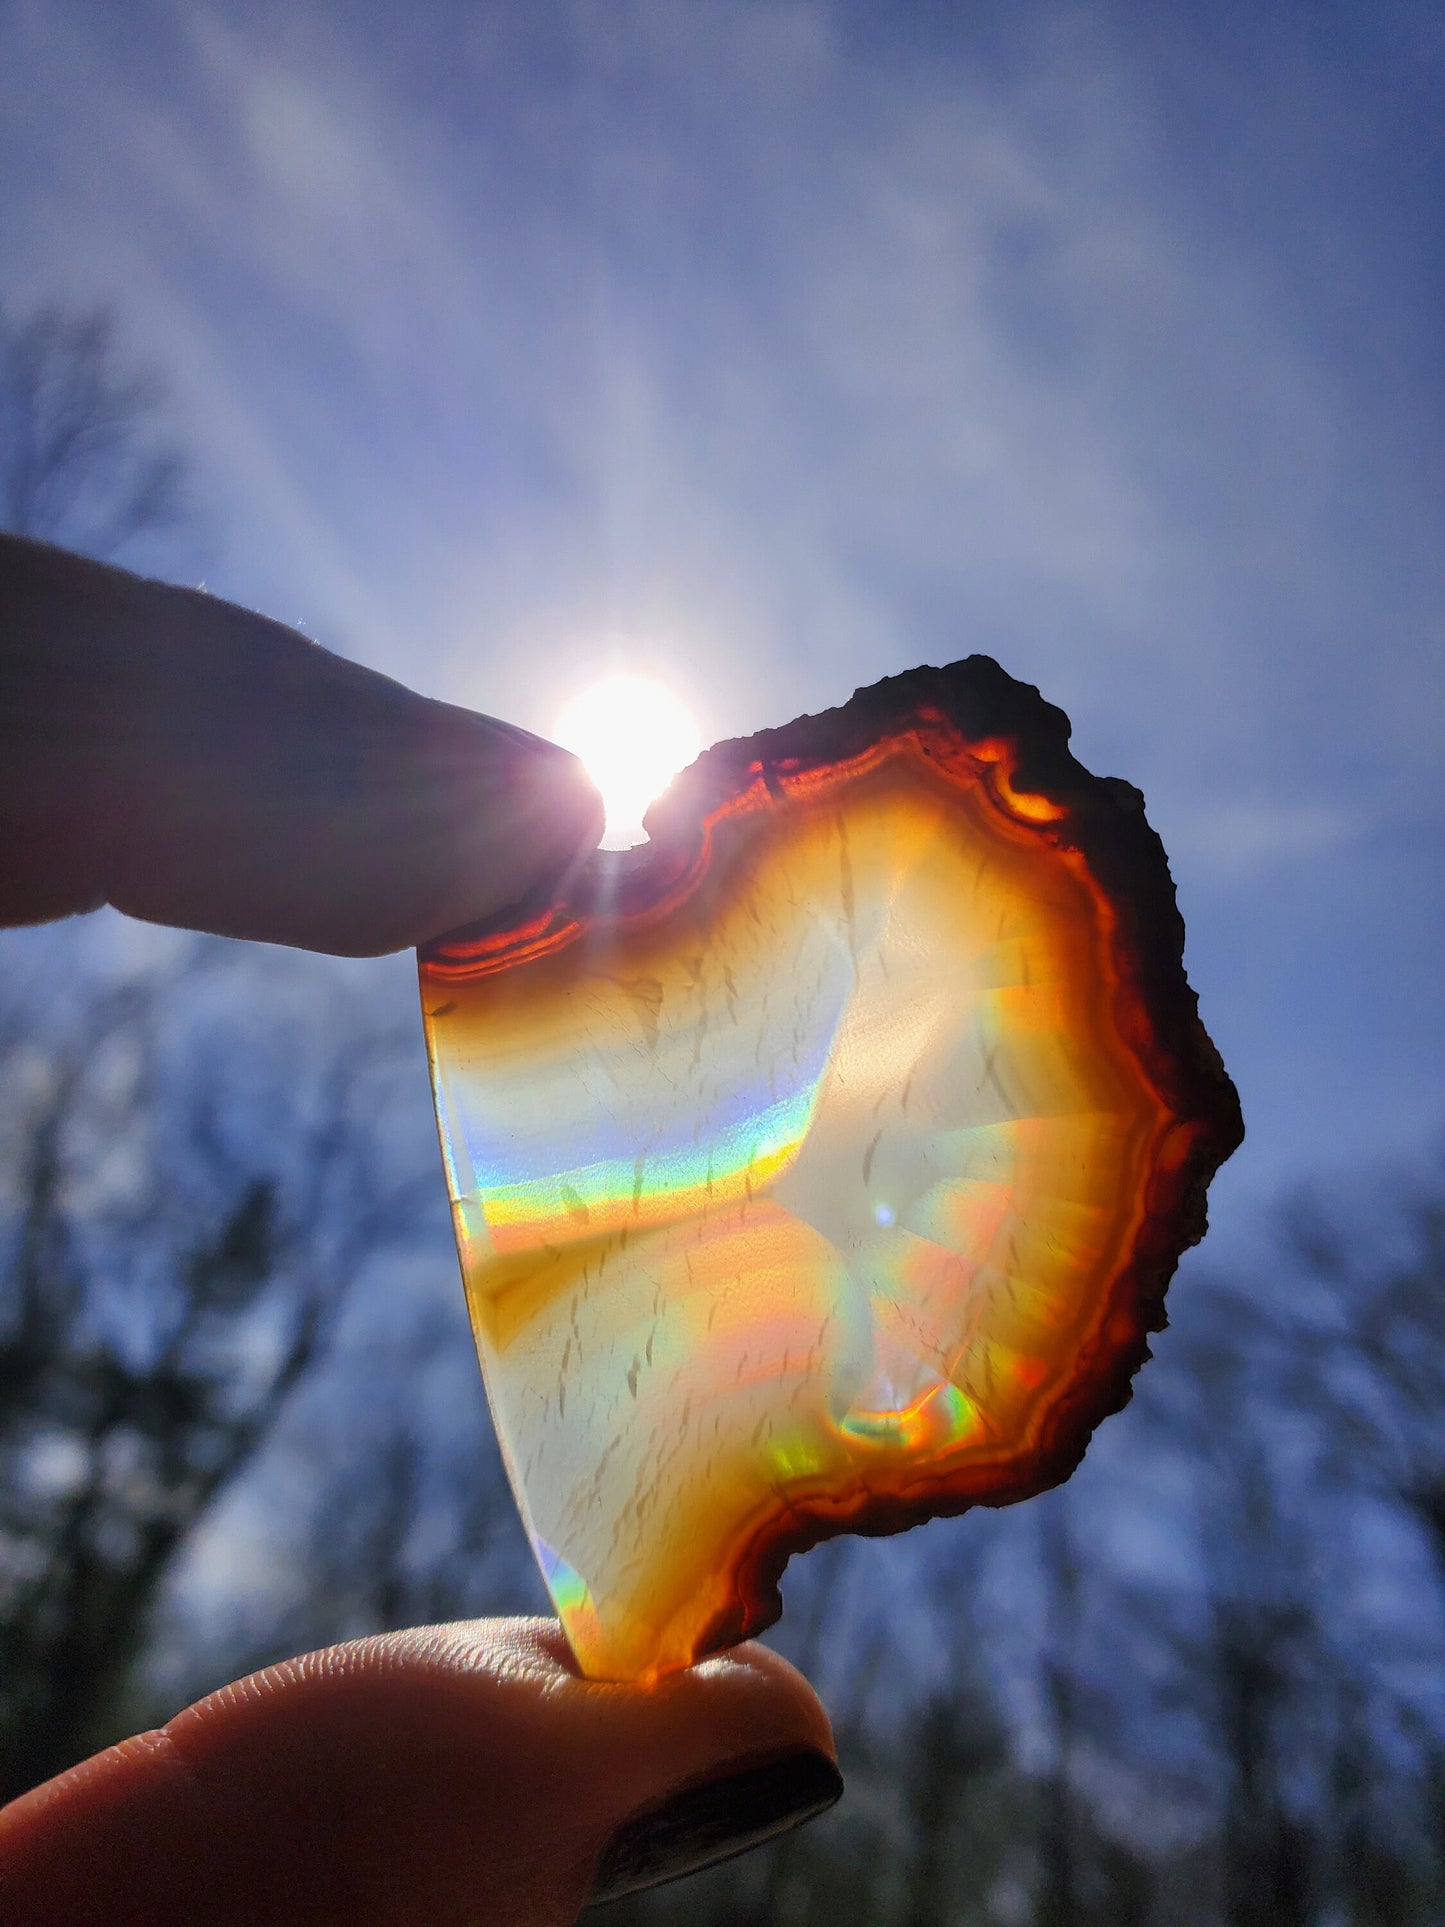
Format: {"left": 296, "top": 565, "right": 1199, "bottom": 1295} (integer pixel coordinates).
{"left": 421, "top": 658, "right": 1243, "bottom": 1674}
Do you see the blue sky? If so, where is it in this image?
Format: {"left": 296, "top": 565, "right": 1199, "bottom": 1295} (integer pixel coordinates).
{"left": 2, "top": 0, "right": 1442, "bottom": 1243}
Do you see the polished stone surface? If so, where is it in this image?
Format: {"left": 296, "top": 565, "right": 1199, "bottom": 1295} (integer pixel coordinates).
{"left": 421, "top": 660, "right": 1242, "bottom": 1680}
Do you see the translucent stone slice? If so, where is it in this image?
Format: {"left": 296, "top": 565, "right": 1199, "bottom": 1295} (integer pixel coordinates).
{"left": 419, "top": 658, "right": 1242, "bottom": 1680}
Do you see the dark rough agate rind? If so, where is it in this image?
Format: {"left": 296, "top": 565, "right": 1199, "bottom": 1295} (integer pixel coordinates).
{"left": 422, "top": 658, "right": 1244, "bottom": 1679}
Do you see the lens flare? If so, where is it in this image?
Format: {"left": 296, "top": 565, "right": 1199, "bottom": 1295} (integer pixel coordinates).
{"left": 554, "top": 674, "right": 701, "bottom": 848}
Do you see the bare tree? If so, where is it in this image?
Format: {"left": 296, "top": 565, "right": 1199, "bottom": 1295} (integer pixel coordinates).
{"left": 0, "top": 942, "right": 434, "bottom": 1799}
{"left": 1034, "top": 1493, "right": 1083, "bottom": 1927}
{"left": 1280, "top": 1174, "right": 1445, "bottom": 1582}
{"left": 1142, "top": 1283, "right": 1321, "bottom": 1927}
{"left": 0, "top": 300, "right": 190, "bottom": 558}
{"left": 1204, "top": 1455, "right": 1316, "bottom": 1927}
{"left": 217, "top": 1334, "right": 533, "bottom": 1684}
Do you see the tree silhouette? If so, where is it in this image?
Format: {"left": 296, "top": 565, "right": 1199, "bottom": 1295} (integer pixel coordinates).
{"left": 0, "top": 299, "right": 189, "bottom": 558}
{"left": 0, "top": 943, "right": 432, "bottom": 1799}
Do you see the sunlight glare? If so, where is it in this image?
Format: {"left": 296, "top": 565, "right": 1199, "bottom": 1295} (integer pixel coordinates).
{"left": 554, "top": 674, "right": 703, "bottom": 848}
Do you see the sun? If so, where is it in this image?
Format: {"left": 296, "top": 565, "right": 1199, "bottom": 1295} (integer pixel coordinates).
{"left": 554, "top": 674, "right": 703, "bottom": 849}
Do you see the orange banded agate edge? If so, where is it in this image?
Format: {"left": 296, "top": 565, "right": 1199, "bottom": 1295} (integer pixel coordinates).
{"left": 419, "top": 658, "right": 1243, "bottom": 1681}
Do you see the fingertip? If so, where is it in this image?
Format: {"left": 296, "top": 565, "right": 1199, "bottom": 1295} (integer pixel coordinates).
{"left": 499, "top": 734, "right": 607, "bottom": 902}
{"left": 670, "top": 1639, "right": 838, "bottom": 1765}
{"left": 383, "top": 705, "right": 603, "bottom": 955}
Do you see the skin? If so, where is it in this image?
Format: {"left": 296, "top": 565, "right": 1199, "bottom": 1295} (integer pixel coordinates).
{"left": 0, "top": 534, "right": 836, "bottom": 1926}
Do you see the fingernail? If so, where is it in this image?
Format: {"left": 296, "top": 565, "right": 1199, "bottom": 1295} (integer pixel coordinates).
{"left": 585, "top": 1749, "right": 843, "bottom": 1909}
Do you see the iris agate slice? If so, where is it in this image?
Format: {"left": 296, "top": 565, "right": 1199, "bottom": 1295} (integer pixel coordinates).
{"left": 419, "top": 659, "right": 1242, "bottom": 1681}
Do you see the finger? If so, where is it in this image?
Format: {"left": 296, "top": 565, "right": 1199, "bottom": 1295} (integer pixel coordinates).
{"left": 0, "top": 1618, "right": 840, "bottom": 1927}
{"left": 0, "top": 535, "right": 603, "bottom": 954}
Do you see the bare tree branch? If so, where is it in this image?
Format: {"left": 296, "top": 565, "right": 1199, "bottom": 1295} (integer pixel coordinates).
{"left": 0, "top": 301, "right": 191, "bottom": 559}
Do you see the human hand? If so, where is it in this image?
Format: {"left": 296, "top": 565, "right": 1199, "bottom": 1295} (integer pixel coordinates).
{"left": 0, "top": 532, "right": 602, "bottom": 951}
{"left": 0, "top": 537, "right": 841, "bottom": 1923}
{"left": 0, "top": 1620, "right": 838, "bottom": 1925}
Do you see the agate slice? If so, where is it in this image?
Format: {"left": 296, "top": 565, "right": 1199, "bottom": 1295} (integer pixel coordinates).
{"left": 419, "top": 659, "right": 1242, "bottom": 1681}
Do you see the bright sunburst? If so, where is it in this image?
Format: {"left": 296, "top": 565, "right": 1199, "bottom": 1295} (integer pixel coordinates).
{"left": 554, "top": 674, "right": 702, "bottom": 849}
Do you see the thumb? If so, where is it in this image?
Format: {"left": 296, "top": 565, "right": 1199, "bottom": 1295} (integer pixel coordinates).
{"left": 0, "top": 1619, "right": 840, "bottom": 1927}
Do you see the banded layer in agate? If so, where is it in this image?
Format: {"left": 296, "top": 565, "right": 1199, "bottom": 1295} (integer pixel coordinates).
{"left": 420, "top": 659, "right": 1242, "bottom": 1681}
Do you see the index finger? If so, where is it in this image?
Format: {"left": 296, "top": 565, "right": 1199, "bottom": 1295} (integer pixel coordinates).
{"left": 0, "top": 535, "right": 602, "bottom": 954}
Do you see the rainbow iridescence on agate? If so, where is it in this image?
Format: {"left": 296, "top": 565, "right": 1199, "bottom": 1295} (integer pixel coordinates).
{"left": 419, "top": 659, "right": 1242, "bottom": 1682}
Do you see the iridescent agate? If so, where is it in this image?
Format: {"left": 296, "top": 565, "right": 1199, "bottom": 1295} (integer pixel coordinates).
{"left": 419, "top": 659, "right": 1242, "bottom": 1681}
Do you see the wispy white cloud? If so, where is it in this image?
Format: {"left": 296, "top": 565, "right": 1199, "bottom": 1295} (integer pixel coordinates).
{"left": 1, "top": 0, "right": 1441, "bottom": 1188}
{"left": 0, "top": 1, "right": 1397, "bottom": 731}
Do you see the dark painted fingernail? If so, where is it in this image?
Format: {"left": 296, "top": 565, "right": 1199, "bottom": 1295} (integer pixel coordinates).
{"left": 585, "top": 1749, "right": 843, "bottom": 1909}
